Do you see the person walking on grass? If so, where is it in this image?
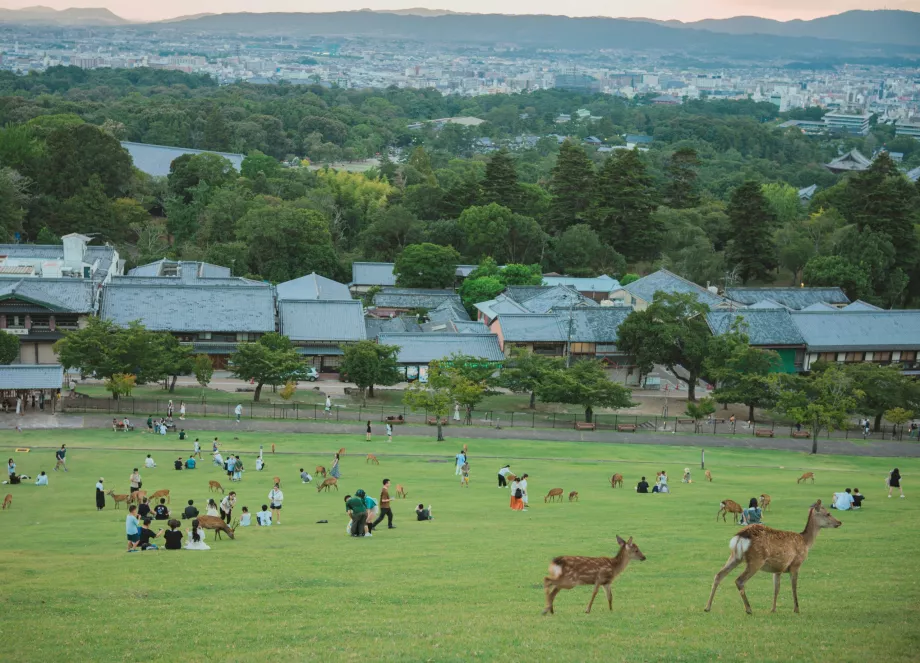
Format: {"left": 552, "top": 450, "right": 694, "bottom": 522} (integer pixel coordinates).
{"left": 386, "top": 422, "right": 393, "bottom": 442}
{"left": 888, "top": 468, "right": 905, "bottom": 498}
{"left": 455, "top": 450, "right": 466, "bottom": 476}
{"left": 366, "top": 421, "right": 372, "bottom": 442}
{"left": 460, "top": 461, "right": 470, "bottom": 487}
{"left": 325, "top": 395, "right": 332, "bottom": 417}
{"left": 179, "top": 401, "right": 186, "bottom": 421}
{"left": 54, "top": 444, "right": 67, "bottom": 472}
{"left": 268, "top": 483, "right": 284, "bottom": 525}
{"left": 95, "top": 477, "right": 105, "bottom": 511}
{"left": 498, "top": 465, "right": 511, "bottom": 488}
{"left": 234, "top": 403, "right": 243, "bottom": 424}
{"left": 330, "top": 453, "right": 341, "bottom": 479}
{"left": 193, "top": 438, "right": 201, "bottom": 460}
{"left": 370, "top": 478, "right": 395, "bottom": 531}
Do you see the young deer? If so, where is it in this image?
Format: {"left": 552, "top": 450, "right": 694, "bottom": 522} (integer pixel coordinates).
{"left": 705, "top": 470, "right": 713, "bottom": 482}
{"left": 149, "top": 489, "right": 170, "bottom": 504}
{"left": 568, "top": 491, "right": 579, "bottom": 502}
{"left": 2, "top": 493, "right": 11, "bottom": 509}
{"left": 317, "top": 477, "right": 338, "bottom": 492}
{"left": 395, "top": 484, "right": 408, "bottom": 498}
{"left": 542, "top": 535, "right": 646, "bottom": 615}
{"left": 797, "top": 472, "right": 815, "bottom": 484}
{"left": 610, "top": 473, "right": 623, "bottom": 488}
{"left": 705, "top": 499, "right": 841, "bottom": 614}
{"left": 545, "top": 488, "right": 564, "bottom": 502}
{"left": 129, "top": 490, "right": 147, "bottom": 505}
{"left": 717, "top": 499, "right": 743, "bottom": 523}
{"left": 208, "top": 481, "right": 224, "bottom": 494}
{"left": 315, "top": 466, "right": 327, "bottom": 478}
{"left": 366, "top": 454, "right": 379, "bottom": 465}
{"left": 197, "top": 515, "right": 237, "bottom": 540}
{"left": 760, "top": 494, "right": 772, "bottom": 511}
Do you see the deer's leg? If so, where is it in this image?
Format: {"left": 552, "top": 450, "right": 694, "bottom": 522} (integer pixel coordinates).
{"left": 771, "top": 573, "right": 781, "bottom": 613}
{"left": 790, "top": 570, "right": 800, "bottom": 613}
{"left": 585, "top": 581, "right": 602, "bottom": 614}
{"left": 704, "top": 555, "right": 741, "bottom": 612}
{"left": 542, "top": 580, "right": 560, "bottom": 615}
{"left": 734, "top": 563, "right": 760, "bottom": 615}
{"left": 603, "top": 583, "right": 613, "bottom": 611}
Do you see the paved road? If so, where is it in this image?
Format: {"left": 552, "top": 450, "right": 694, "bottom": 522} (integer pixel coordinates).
{"left": 58, "top": 414, "right": 920, "bottom": 458}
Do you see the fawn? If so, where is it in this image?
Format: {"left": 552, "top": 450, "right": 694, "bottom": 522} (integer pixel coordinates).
{"left": 610, "top": 473, "right": 623, "bottom": 488}
{"left": 2, "top": 494, "right": 11, "bottom": 509}
{"left": 208, "top": 481, "right": 224, "bottom": 494}
{"left": 568, "top": 491, "right": 579, "bottom": 502}
{"left": 704, "top": 499, "right": 841, "bottom": 614}
{"left": 705, "top": 470, "right": 713, "bottom": 482}
{"left": 545, "top": 488, "right": 564, "bottom": 503}
{"left": 717, "top": 500, "right": 743, "bottom": 523}
{"left": 542, "top": 536, "right": 646, "bottom": 615}
{"left": 366, "top": 454, "right": 379, "bottom": 465}
{"left": 396, "top": 484, "right": 407, "bottom": 498}
{"left": 317, "top": 477, "right": 338, "bottom": 493}
{"left": 760, "top": 494, "right": 771, "bottom": 511}
{"left": 797, "top": 472, "right": 815, "bottom": 484}
{"left": 315, "top": 465, "right": 327, "bottom": 478}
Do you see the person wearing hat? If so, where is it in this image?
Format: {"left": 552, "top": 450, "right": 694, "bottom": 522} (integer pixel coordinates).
{"left": 682, "top": 468, "right": 692, "bottom": 483}
{"left": 346, "top": 490, "right": 369, "bottom": 538}
{"left": 95, "top": 477, "right": 106, "bottom": 510}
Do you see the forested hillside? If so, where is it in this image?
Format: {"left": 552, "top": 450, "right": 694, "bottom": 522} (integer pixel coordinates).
{"left": 1, "top": 67, "right": 918, "bottom": 306}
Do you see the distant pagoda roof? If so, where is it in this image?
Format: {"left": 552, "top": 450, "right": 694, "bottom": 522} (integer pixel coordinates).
{"left": 824, "top": 149, "right": 872, "bottom": 174}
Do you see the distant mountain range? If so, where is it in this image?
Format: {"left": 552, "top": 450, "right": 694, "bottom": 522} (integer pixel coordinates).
{"left": 0, "top": 5, "right": 126, "bottom": 26}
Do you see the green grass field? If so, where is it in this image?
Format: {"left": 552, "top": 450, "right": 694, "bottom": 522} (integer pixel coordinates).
{"left": 1, "top": 429, "right": 918, "bottom": 662}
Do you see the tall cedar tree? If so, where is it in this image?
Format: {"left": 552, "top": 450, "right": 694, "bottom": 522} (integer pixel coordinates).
{"left": 725, "top": 180, "right": 778, "bottom": 284}
{"left": 546, "top": 140, "right": 594, "bottom": 235}
{"left": 590, "top": 150, "right": 660, "bottom": 262}
{"left": 663, "top": 147, "right": 701, "bottom": 208}
{"left": 481, "top": 148, "right": 521, "bottom": 212}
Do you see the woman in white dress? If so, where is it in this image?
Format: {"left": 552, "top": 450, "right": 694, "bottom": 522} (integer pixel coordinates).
{"left": 184, "top": 519, "right": 210, "bottom": 550}
{"left": 179, "top": 401, "right": 186, "bottom": 420}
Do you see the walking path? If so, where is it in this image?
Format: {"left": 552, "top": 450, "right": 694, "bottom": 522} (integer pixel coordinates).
{"left": 24, "top": 414, "right": 920, "bottom": 458}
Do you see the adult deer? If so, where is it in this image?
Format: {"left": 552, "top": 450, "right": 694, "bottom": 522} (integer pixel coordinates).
{"left": 2, "top": 494, "right": 11, "bottom": 510}
{"left": 717, "top": 500, "right": 743, "bottom": 524}
{"left": 149, "top": 489, "right": 170, "bottom": 504}
{"left": 760, "top": 494, "right": 771, "bottom": 512}
{"left": 197, "top": 515, "right": 237, "bottom": 540}
{"left": 208, "top": 481, "right": 224, "bottom": 494}
{"left": 338, "top": 447, "right": 346, "bottom": 456}
{"left": 366, "top": 454, "right": 379, "bottom": 465}
{"left": 129, "top": 490, "right": 147, "bottom": 505}
{"left": 704, "top": 499, "right": 841, "bottom": 614}
{"left": 610, "top": 474, "right": 623, "bottom": 488}
{"left": 106, "top": 490, "right": 131, "bottom": 509}
{"left": 315, "top": 466, "right": 327, "bottom": 478}
{"left": 545, "top": 488, "right": 564, "bottom": 503}
{"left": 317, "top": 477, "right": 338, "bottom": 493}
{"left": 542, "top": 535, "right": 646, "bottom": 615}
{"left": 705, "top": 470, "right": 713, "bottom": 482}
{"left": 395, "top": 484, "right": 408, "bottom": 499}
{"left": 797, "top": 472, "right": 815, "bottom": 484}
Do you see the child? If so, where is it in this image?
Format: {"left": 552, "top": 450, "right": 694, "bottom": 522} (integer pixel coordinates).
{"left": 239, "top": 506, "right": 252, "bottom": 526}
{"left": 185, "top": 519, "right": 210, "bottom": 550}
{"left": 138, "top": 497, "right": 152, "bottom": 521}
{"left": 460, "top": 462, "right": 470, "bottom": 487}
{"left": 682, "top": 468, "right": 692, "bottom": 483}
{"left": 126, "top": 505, "right": 140, "bottom": 551}
{"left": 174, "top": 457, "right": 183, "bottom": 471}
{"left": 300, "top": 468, "right": 312, "bottom": 484}
{"left": 206, "top": 499, "right": 219, "bottom": 517}
{"left": 416, "top": 504, "right": 433, "bottom": 521}
{"left": 35, "top": 471, "right": 48, "bottom": 486}
{"left": 232, "top": 456, "right": 243, "bottom": 482}
{"left": 852, "top": 488, "right": 865, "bottom": 509}
{"left": 386, "top": 422, "right": 393, "bottom": 442}
{"left": 163, "top": 519, "right": 183, "bottom": 550}
{"left": 257, "top": 504, "right": 272, "bottom": 526}
{"left": 256, "top": 457, "right": 264, "bottom": 472}
{"left": 144, "top": 454, "right": 156, "bottom": 469}
{"left": 137, "top": 519, "right": 162, "bottom": 550}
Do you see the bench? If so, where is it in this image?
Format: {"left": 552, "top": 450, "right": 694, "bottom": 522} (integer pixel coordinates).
{"left": 427, "top": 417, "right": 448, "bottom": 426}
{"left": 574, "top": 422, "right": 596, "bottom": 431}
{"left": 385, "top": 416, "right": 405, "bottom": 425}
{"left": 755, "top": 428, "right": 775, "bottom": 438}
{"left": 616, "top": 424, "right": 638, "bottom": 432}
{"left": 791, "top": 430, "right": 811, "bottom": 439}
{"left": 676, "top": 418, "right": 695, "bottom": 424}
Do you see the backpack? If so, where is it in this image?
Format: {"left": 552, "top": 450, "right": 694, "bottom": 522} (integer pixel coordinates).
{"left": 514, "top": 488, "right": 523, "bottom": 499}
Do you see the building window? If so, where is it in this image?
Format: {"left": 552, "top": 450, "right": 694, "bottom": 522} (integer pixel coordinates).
{"left": 900, "top": 351, "right": 917, "bottom": 362}
{"left": 844, "top": 352, "right": 864, "bottom": 363}
{"left": 874, "top": 352, "right": 892, "bottom": 363}
{"left": 570, "top": 342, "right": 595, "bottom": 354}
{"left": 818, "top": 352, "right": 838, "bottom": 363}
{"left": 533, "top": 343, "right": 563, "bottom": 356}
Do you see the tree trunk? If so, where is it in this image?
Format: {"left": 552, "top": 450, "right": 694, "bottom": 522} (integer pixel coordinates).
{"left": 748, "top": 403, "right": 755, "bottom": 423}
{"left": 529, "top": 390, "right": 536, "bottom": 409}
{"left": 811, "top": 422, "right": 819, "bottom": 454}
{"left": 368, "top": 384, "right": 375, "bottom": 398}
{"left": 686, "top": 375, "right": 697, "bottom": 402}
{"left": 874, "top": 412, "right": 883, "bottom": 433}
{"left": 585, "top": 406, "right": 593, "bottom": 423}
{"left": 436, "top": 421, "right": 444, "bottom": 442}
{"left": 254, "top": 382, "right": 264, "bottom": 402}
{"left": 169, "top": 375, "right": 177, "bottom": 393}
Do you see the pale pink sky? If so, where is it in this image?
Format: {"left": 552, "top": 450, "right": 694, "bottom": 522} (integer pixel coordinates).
{"left": 2, "top": 0, "right": 919, "bottom": 23}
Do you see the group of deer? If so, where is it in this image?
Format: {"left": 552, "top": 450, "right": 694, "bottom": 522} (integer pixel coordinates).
{"left": 543, "top": 487, "right": 578, "bottom": 502}
{"left": 107, "top": 488, "right": 171, "bottom": 509}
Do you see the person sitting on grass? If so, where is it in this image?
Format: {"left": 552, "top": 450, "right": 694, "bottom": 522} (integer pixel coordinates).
{"left": 682, "top": 468, "right": 692, "bottom": 483}
{"left": 153, "top": 498, "right": 170, "bottom": 521}
{"left": 184, "top": 519, "right": 210, "bottom": 550}
{"left": 35, "top": 471, "right": 48, "bottom": 486}
{"left": 137, "top": 519, "right": 163, "bottom": 550}
{"left": 178, "top": 429, "right": 186, "bottom": 441}
{"left": 239, "top": 506, "right": 251, "bottom": 527}
{"left": 137, "top": 497, "right": 152, "bottom": 521}
{"left": 741, "top": 498, "right": 763, "bottom": 525}
{"left": 163, "top": 519, "right": 183, "bottom": 550}
{"left": 636, "top": 476, "right": 650, "bottom": 494}
{"left": 416, "top": 504, "right": 433, "bottom": 521}
{"left": 852, "top": 488, "right": 865, "bottom": 509}
{"left": 832, "top": 488, "right": 854, "bottom": 511}
{"left": 183, "top": 500, "right": 199, "bottom": 520}
{"left": 206, "top": 499, "right": 219, "bottom": 517}
{"left": 185, "top": 456, "right": 196, "bottom": 470}
{"left": 257, "top": 504, "right": 272, "bottom": 527}
{"left": 300, "top": 468, "right": 312, "bottom": 484}
{"left": 144, "top": 454, "right": 156, "bottom": 469}
{"left": 174, "top": 457, "right": 183, "bottom": 471}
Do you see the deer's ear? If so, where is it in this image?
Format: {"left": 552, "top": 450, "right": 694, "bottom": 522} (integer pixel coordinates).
{"left": 616, "top": 535, "right": 626, "bottom": 546}
{"left": 627, "top": 536, "right": 633, "bottom": 545}
{"left": 815, "top": 499, "right": 822, "bottom": 507}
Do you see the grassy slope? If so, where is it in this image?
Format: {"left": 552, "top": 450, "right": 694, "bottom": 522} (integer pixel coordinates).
{"left": 1, "top": 429, "right": 918, "bottom": 662}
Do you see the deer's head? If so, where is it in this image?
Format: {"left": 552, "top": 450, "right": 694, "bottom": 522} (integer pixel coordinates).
{"left": 616, "top": 535, "right": 646, "bottom": 561}
{"left": 810, "top": 499, "right": 842, "bottom": 529}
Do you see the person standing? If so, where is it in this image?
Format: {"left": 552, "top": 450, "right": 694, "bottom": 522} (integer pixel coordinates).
{"left": 330, "top": 453, "right": 341, "bottom": 479}
{"left": 54, "top": 444, "right": 67, "bottom": 472}
{"left": 226, "top": 454, "right": 236, "bottom": 480}
{"left": 324, "top": 395, "right": 332, "bottom": 417}
{"left": 888, "top": 468, "right": 905, "bottom": 498}
{"left": 366, "top": 421, "right": 372, "bottom": 442}
{"left": 220, "top": 491, "right": 236, "bottom": 524}
{"left": 129, "top": 468, "right": 142, "bottom": 493}
{"left": 125, "top": 505, "right": 140, "bottom": 551}
{"left": 167, "top": 400, "right": 174, "bottom": 418}
{"left": 455, "top": 450, "right": 466, "bottom": 476}
{"left": 234, "top": 403, "right": 243, "bottom": 423}
{"left": 519, "top": 473, "right": 529, "bottom": 511}
{"left": 194, "top": 438, "right": 201, "bottom": 460}
{"left": 268, "top": 483, "right": 284, "bottom": 525}
{"left": 386, "top": 422, "right": 393, "bottom": 442}
{"left": 95, "top": 477, "right": 106, "bottom": 510}
{"left": 453, "top": 403, "right": 461, "bottom": 423}
{"left": 15, "top": 395, "right": 22, "bottom": 417}
{"left": 509, "top": 477, "right": 524, "bottom": 511}
{"left": 362, "top": 489, "right": 377, "bottom": 533}
{"left": 460, "top": 461, "right": 470, "bottom": 487}
{"left": 179, "top": 401, "right": 186, "bottom": 421}
{"left": 497, "top": 465, "right": 511, "bottom": 488}
{"left": 371, "top": 478, "right": 395, "bottom": 531}
{"left": 346, "top": 492, "right": 368, "bottom": 538}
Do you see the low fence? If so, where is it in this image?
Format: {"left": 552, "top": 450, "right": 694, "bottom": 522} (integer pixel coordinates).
{"left": 63, "top": 397, "right": 917, "bottom": 441}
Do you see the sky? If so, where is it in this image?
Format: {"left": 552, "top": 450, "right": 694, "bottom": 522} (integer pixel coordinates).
{"left": 2, "top": 0, "right": 919, "bottom": 23}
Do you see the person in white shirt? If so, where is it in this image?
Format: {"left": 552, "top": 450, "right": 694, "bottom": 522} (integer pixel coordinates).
{"left": 324, "top": 396, "right": 332, "bottom": 416}
{"left": 833, "top": 489, "right": 855, "bottom": 511}
{"left": 257, "top": 504, "right": 272, "bottom": 526}
{"left": 268, "top": 484, "right": 283, "bottom": 525}
{"left": 498, "top": 465, "right": 511, "bottom": 488}
{"left": 213, "top": 451, "right": 223, "bottom": 468}
{"left": 35, "top": 471, "right": 48, "bottom": 486}
{"left": 239, "top": 506, "right": 252, "bottom": 526}
{"left": 144, "top": 455, "right": 156, "bottom": 469}
{"left": 519, "top": 474, "right": 529, "bottom": 511}
{"left": 255, "top": 457, "right": 264, "bottom": 471}
{"left": 234, "top": 403, "right": 243, "bottom": 423}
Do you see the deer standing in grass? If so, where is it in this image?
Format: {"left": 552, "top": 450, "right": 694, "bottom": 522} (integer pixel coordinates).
{"left": 197, "top": 515, "right": 237, "bottom": 540}
{"left": 106, "top": 490, "right": 130, "bottom": 509}
{"left": 366, "top": 454, "right": 379, "bottom": 465}
{"left": 717, "top": 500, "right": 743, "bottom": 523}
{"left": 315, "top": 466, "right": 327, "bottom": 478}
{"left": 568, "top": 491, "right": 579, "bottom": 502}
{"left": 704, "top": 499, "right": 841, "bottom": 614}
{"left": 705, "top": 470, "right": 713, "bottom": 482}
{"left": 149, "top": 489, "right": 170, "bottom": 504}
{"left": 797, "top": 472, "right": 815, "bottom": 484}
{"left": 542, "top": 536, "right": 646, "bottom": 615}
{"left": 545, "top": 488, "right": 564, "bottom": 503}
{"left": 317, "top": 477, "right": 338, "bottom": 493}
{"left": 610, "top": 474, "right": 623, "bottom": 488}
{"left": 208, "top": 481, "right": 224, "bottom": 494}
{"left": 760, "top": 494, "right": 771, "bottom": 512}
{"left": 2, "top": 494, "right": 11, "bottom": 510}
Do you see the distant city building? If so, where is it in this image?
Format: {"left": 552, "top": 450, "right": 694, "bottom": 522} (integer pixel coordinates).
{"left": 895, "top": 121, "right": 920, "bottom": 141}
{"left": 823, "top": 111, "right": 872, "bottom": 136}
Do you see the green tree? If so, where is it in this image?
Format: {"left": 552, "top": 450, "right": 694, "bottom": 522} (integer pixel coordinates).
{"left": 104, "top": 373, "right": 136, "bottom": 400}
{"left": 591, "top": 150, "right": 660, "bottom": 261}
{"left": 340, "top": 341, "right": 401, "bottom": 401}
{"left": 843, "top": 363, "right": 920, "bottom": 432}
{"left": 0, "top": 331, "right": 20, "bottom": 363}
{"left": 708, "top": 337, "right": 781, "bottom": 422}
{"left": 44, "top": 123, "right": 132, "bottom": 200}
{"left": 553, "top": 224, "right": 624, "bottom": 277}
{"left": 228, "top": 333, "right": 306, "bottom": 402}
{"left": 394, "top": 243, "right": 460, "bottom": 289}
{"left": 616, "top": 292, "right": 712, "bottom": 401}
{"left": 537, "top": 359, "right": 634, "bottom": 423}
{"left": 500, "top": 264, "right": 542, "bottom": 286}
{"left": 403, "top": 359, "right": 454, "bottom": 441}
{"left": 406, "top": 146, "right": 437, "bottom": 186}
{"left": 725, "top": 180, "right": 778, "bottom": 284}
{"left": 158, "top": 333, "right": 194, "bottom": 393}
{"left": 663, "top": 147, "right": 701, "bottom": 209}
{"left": 360, "top": 206, "right": 424, "bottom": 261}
{"left": 0, "top": 167, "right": 29, "bottom": 241}
{"left": 546, "top": 140, "right": 594, "bottom": 234}
{"left": 834, "top": 227, "right": 908, "bottom": 307}
{"left": 773, "top": 366, "right": 862, "bottom": 454}
{"left": 55, "top": 176, "right": 120, "bottom": 241}
{"left": 241, "top": 150, "right": 281, "bottom": 179}
{"left": 457, "top": 204, "right": 545, "bottom": 264}
{"left": 761, "top": 183, "right": 803, "bottom": 226}
{"left": 167, "top": 153, "right": 238, "bottom": 203}
{"left": 685, "top": 397, "right": 716, "bottom": 433}
{"left": 459, "top": 276, "right": 505, "bottom": 315}
{"left": 803, "top": 256, "right": 871, "bottom": 301}
{"left": 885, "top": 407, "right": 913, "bottom": 437}
{"left": 499, "top": 347, "right": 563, "bottom": 409}
{"left": 481, "top": 148, "right": 521, "bottom": 211}
{"left": 193, "top": 354, "right": 214, "bottom": 391}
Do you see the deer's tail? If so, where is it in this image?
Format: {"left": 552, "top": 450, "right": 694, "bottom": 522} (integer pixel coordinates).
{"left": 547, "top": 559, "right": 565, "bottom": 579}
{"left": 729, "top": 535, "right": 751, "bottom": 561}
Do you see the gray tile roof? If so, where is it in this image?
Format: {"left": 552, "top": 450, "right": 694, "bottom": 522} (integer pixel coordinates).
{"left": 128, "top": 260, "right": 232, "bottom": 279}
{"left": 0, "top": 278, "right": 96, "bottom": 312}
{"left": 374, "top": 290, "right": 462, "bottom": 310}
{"left": 541, "top": 275, "right": 620, "bottom": 292}
{"left": 276, "top": 273, "right": 351, "bottom": 301}
{"left": 110, "top": 275, "right": 264, "bottom": 287}
{"left": 707, "top": 309, "right": 805, "bottom": 346}
{"left": 520, "top": 286, "right": 598, "bottom": 313}
{"left": 427, "top": 298, "right": 471, "bottom": 323}
{"left": 474, "top": 294, "right": 529, "bottom": 319}
{"left": 377, "top": 332, "right": 504, "bottom": 364}
{"left": 121, "top": 141, "right": 244, "bottom": 178}
{"left": 504, "top": 286, "right": 550, "bottom": 303}
{"left": 351, "top": 262, "right": 397, "bottom": 287}
{"left": 843, "top": 300, "right": 882, "bottom": 311}
{"left": 0, "top": 364, "right": 63, "bottom": 390}
{"left": 100, "top": 282, "right": 275, "bottom": 333}
{"left": 801, "top": 302, "right": 838, "bottom": 312}
{"left": 496, "top": 314, "right": 565, "bottom": 342}
{"left": 279, "top": 300, "right": 366, "bottom": 342}
{"left": 496, "top": 307, "right": 632, "bottom": 343}
{"left": 366, "top": 316, "right": 421, "bottom": 339}
{"left": 619, "top": 269, "right": 726, "bottom": 308}
{"left": 790, "top": 310, "right": 920, "bottom": 352}
{"left": 726, "top": 287, "right": 849, "bottom": 309}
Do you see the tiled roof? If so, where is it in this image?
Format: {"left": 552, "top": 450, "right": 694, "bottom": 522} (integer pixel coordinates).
{"left": 100, "top": 282, "right": 275, "bottom": 332}
{"left": 351, "top": 262, "right": 397, "bottom": 286}
{"left": 0, "top": 364, "right": 63, "bottom": 390}
{"left": 707, "top": 309, "right": 805, "bottom": 346}
{"left": 365, "top": 316, "right": 421, "bottom": 339}
{"left": 474, "top": 294, "right": 529, "bottom": 319}
{"left": 747, "top": 299, "right": 787, "bottom": 309}
{"left": 496, "top": 314, "right": 565, "bottom": 342}
{"left": 726, "top": 287, "right": 849, "bottom": 309}
{"left": 521, "top": 285, "right": 599, "bottom": 313}
{"left": 496, "top": 307, "right": 632, "bottom": 343}
{"left": 427, "top": 298, "right": 470, "bottom": 323}
{"left": 377, "top": 332, "right": 504, "bottom": 364}
{"left": 790, "top": 310, "right": 920, "bottom": 352}
{"left": 0, "top": 243, "right": 118, "bottom": 281}
{"left": 0, "top": 278, "right": 96, "bottom": 312}
{"left": 619, "top": 269, "right": 726, "bottom": 308}
{"left": 541, "top": 275, "right": 620, "bottom": 292}
{"left": 843, "top": 300, "right": 882, "bottom": 311}
{"left": 801, "top": 302, "right": 838, "bottom": 312}
{"left": 110, "top": 275, "right": 264, "bottom": 287}
{"left": 276, "top": 273, "right": 351, "bottom": 301}
{"left": 128, "top": 260, "right": 232, "bottom": 279}
{"left": 374, "top": 290, "right": 462, "bottom": 310}
{"left": 504, "top": 286, "right": 550, "bottom": 303}
{"left": 279, "top": 300, "right": 366, "bottom": 342}
{"left": 121, "top": 141, "right": 244, "bottom": 178}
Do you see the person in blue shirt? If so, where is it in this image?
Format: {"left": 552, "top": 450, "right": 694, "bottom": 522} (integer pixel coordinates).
{"left": 742, "top": 498, "right": 763, "bottom": 525}
{"left": 126, "top": 505, "right": 140, "bottom": 551}
{"left": 185, "top": 456, "right": 197, "bottom": 470}
{"left": 455, "top": 451, "right": 466, "bottom": 476}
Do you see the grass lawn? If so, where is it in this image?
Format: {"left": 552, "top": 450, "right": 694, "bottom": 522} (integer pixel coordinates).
{"left": 1, "top": 429, "right": 918, "bottom": 662}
